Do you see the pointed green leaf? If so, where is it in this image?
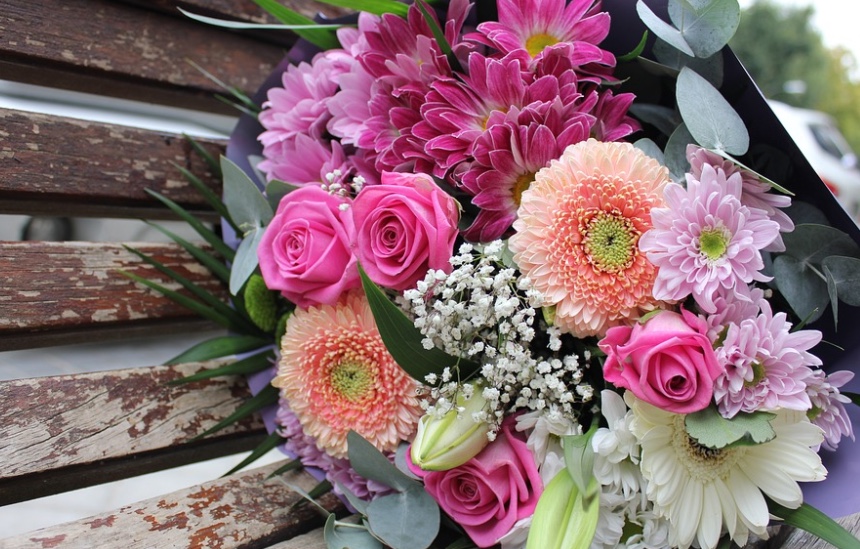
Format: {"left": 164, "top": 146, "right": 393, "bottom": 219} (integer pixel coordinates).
{"left": 347, "top": 430, "right": 418, "bottom": 493}
{"left": 119, "top": 270, "right": 233, "bottom": 328}
{"left": 178, "top": 8, "right": 344, "bottom": 30}
{"left": 822, "top": 256, "right": 860, "bottom": 306}
{"left": 825, "top": 262, "right": 840, "bottom": 329}
{"left": 676, "top": 66, "right": 748, "bottom": 155}
{"left": 629, "top": 103, "right": 681, "bottom": 137}
{"left": 170, "top": 160, "right": 236, "bottom": 232}
{"left": 562, "top": 417, "right": 598, "bottom": 495}
{"left": 324, "top": 514, "right": 384, "bottom": 549}
{"left": 169, "top": 350, "right": 274, "bottom": 384}
{"left": 182, "top": 132, "right": 222, "bottom": 177}
{"left": 230, "top": 226, "right": 265, "bottom": 295}
{"left": 223, "top": 432, "right": 284, "bottom": 476}
{"left": 359, "top": 265, "right": 479, "bottom": 382}
{"left": 664, "top": 122, "right": 695, "bottom": 180}
{"left": 767, "top": 499, "right": 860, "bottom": 549}
{"left": 415, "top": 0, "right": 463, "bottom": 73}
{"left": 145, "top": 189, "right": 235, "bottom": 261}
{"left": 667, "top": 0, "right": 740, "bottom": 58}
{"left": 617, "top": 30, "right": 649, "bottom": 62}
{"left": 306, "top": 480, "right": 333, "bottom": 500}
{"left": 336, "top": 482, "right": 370, "bottom": 515}
{"left": 267, "top": 458, "right": 303, "bottom": 479}
{"left": 315, "top": 0, "right": 408, "bottom": 17}
{"left": 145, "top": 222, "right": 231, "bottom": 283}
{"left": 709, "top": 149, "right": 793, "bottom": 195}
{"left": 191, "top": 384, "right": 278, "bottom": 441}
{"left": 165, "top": 334, "right": 271, "bottom": 364}
{"left": 633, "top": 138, "right": 665, "bottom": 165}
{"left": 636, "top": 0, "right": 694, "bottom": 56}
{"left": 844, "top": 392, "right": 860, "bottom": 407}
{"left": 781, "top": 224, "right": 860, "bottom": 266}
{"left": 251, "top": 0, "right": 340, "bottom": 50}
{"left": 365, "top": 487, "right": 440, "bottom": 549}
{"left": 221, "top": 156, "right": 273, "bottom": 233}
{"left": 685, "top": 405, "right": 776, "bottom": 449}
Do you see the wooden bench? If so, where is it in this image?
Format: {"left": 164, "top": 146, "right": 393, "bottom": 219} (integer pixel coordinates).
{"left": 0, "top": 1, "right": 858, "bottom": 548}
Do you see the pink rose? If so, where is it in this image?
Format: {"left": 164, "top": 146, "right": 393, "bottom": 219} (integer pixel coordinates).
{"left": 409, "top": 416, "right": 542, "bottom": 548}
{"left": 352, "top": 172, "right": 459, "bottom": 291}
{"left": 258, "top": 186, "right": 358, "bottom": 308}
{"left": 599, "top": 310, "right": 723, "bottom": 414}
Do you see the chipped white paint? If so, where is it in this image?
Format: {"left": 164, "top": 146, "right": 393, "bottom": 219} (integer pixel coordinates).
{"left": 31, "top": 124, "right": 39, "bottom": 134}
{"left": 61, "top": 310, "right": 81, "bottom": 319}
{"left": 17, "top": 291, "right": 41, "bottom": 298}
{"left": 61, "top": 49, "right": 77, "bottom": 60}
{"left": 91, "top": 309, "right": 118, "bottom": 322}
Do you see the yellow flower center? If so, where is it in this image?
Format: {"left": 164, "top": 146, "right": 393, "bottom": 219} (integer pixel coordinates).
{"left": 512, "top": 172, "right": 535, "bottom": 206}
{"left": 582, "top": 210, "right": 638, "bottom": 273}
{"left": 330, "top": 361, "right": 374, "bottom": 402}
{"left": 672, "top": 415, "right": 746, "bottom": 482}
{"left": 525, "top": 32, "right": 559, "bottom": 57}
{"left": 699, "top": 227, "right": 729, "bottom": 261}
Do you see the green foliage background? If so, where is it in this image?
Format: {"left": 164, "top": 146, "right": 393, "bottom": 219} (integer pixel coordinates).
{"left": 730, "top": 0, "right": 860, "bottom": 153}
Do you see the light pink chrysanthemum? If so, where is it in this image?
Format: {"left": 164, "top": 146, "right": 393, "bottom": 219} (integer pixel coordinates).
{"left": 703, "top": 284, "right": 767, "bottom": 342}
{"left": 510, "top": 139, "right": 670, "bottom": 337}
{"left": 713, "top": 301, "right": 820, "bottom": 417}
{"left": 687, "top": 146, "right": 794, "bottom": 252}
{"left": 273, "top": 292, "right": 423, "bottom": 458}
{"left": 639, "top": 164, "right": 781, "bottom": 314}
{"left": 806, "top": 369, "right": 855, "bottom": 451}
{"left": 258, "top": 134, "right": 351, "bottom": 187}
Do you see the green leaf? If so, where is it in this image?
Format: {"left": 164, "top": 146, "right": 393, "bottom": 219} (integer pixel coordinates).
{"left": 787, "top": 202, "right": 831, "bottom": 226}
{"left": 562, "top": 417, "right": 599, "bottom": 496}
{"left": 165, "top": 334, "right": 271, "bottom": 364}
{"left": 335, "top": 482, "right": 370, "bottom": 515}
{"left": 676, "top": 66, "right": 749, "bottom": 155}
{"left": 230, "top": 226, "right": 265, "bottom": 295}
{"left": 709, "top": 149, "right": 793, "bottom": 195}
{"left": 653, "top": 38, "right": 724, "bottom": 88}
{"left": 822, "top": 256, "right": 860, "bottom": 306}
{"left": 221, "top": 156, "right": 273, "bottom": 233}
{"left": 324, "top": 514, "right": 384, "bottom": 549}
{"left": 251, "top": 0, "right": 340, "bottom": 50}
{"left": 781, "top": 224, "right": 860, "bottom": 265}
{"left": 266, "top": 179, "right": 299, "bottom": 212}
{"left": 359, "top": 265, "right": 479, "bottom": 382}
{"left": 223, "top": 432, "right": 283, "bottom": 476}
{"left": 145, "top": 189, "right": 235, "bottom": 262}
{"left": 636, "top": 0, "right": 694, "bottom": 56}
{"left": 182, "top": 133, "right": 222, "bottom": 178}
{"left": 843, "top": 392, "right": 860, "bottom": 407}
{"left": 347, "top": 430, "right": 418, "bottom": 493}
{"left": 768, "top": 499, "right": 860, "bottom": 549}
{"left": 315, "top": 0, "right": 408, "bottom": 17}
{"left": 267, "top": 458, "right": 303, "bottom": 479}
{"left": 617, "top": 31, "right": 649, "bottom": 62}
{"left": 145, "top": 221, "right": 231, "bottom": 283}
{"left": 169, "top": 350, "right": 274, "bottom": 385}
{"left": 825, "top": 262, "right": 840, "bottom": 329}
{"left": 191, "top": 384, "right": 278, "bottom": 441}
{"left": 629, "top": 103, "right": 681, "bottom": 137}
{"left": 667, "top": 0, "right": 741, "bottom": 58}
{"left": 170, "top": 161, "right": 237, "bottom": 233}
{"left": 633, "top": 138, "right": 666, "bottom": 165}
{"left": 664, "top": 122, "right": 695, "bottom": 180}
{"left": 414, "top": 0, "right": 463, "bottom": 73}
{"left": 366, "top": 488, "right": 440, "bottom": 549}
{"left": 684, "top": 405, "right": 776, "bottom": 450}
{"left": 178, "top": 8, "right": 344, "bottom": 30}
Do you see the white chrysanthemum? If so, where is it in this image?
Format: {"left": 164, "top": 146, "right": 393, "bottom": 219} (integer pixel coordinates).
{"left": 626, "top": 393, "right": 826, "bottom": 549}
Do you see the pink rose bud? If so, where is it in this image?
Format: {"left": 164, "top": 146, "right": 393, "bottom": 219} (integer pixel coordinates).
{"left": 599, "top": 310, "right": 724, "bottom": 414}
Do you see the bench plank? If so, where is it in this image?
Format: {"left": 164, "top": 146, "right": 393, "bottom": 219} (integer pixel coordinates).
{"left": 0, "top": 463, "right": 343, "bottom": 549}
{"left": 0, "top": 241, "right": 227, "bottom": 351}
{"left": 0, "top": 363, "right": 268, "bottom": 505}
{"left": 0, "top": 109, "right": 224, "bottom": 220}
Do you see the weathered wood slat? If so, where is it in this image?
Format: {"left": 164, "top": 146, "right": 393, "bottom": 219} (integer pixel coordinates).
{"left": 0, "top": 0, "right": 285, "bottom": 113}
{"left": 0, "top": 362, "right": 270, "bottom": 505}
{"left": 0, "top": 109, "right": 225, "bottom": 220}
{"left": 121, "top": 0, "right": 348, "bottom": 29}
{"left": 0, "top": 463, "right": 344, "bottom": 549}
{"left": 0, "top": 241, "right": 228, "bottom": 351}
{"left": 779, "top": 513, "right": 860, "bottom": 548}
{"left": 265, "top": 529, "right": 326, "bottom": 549}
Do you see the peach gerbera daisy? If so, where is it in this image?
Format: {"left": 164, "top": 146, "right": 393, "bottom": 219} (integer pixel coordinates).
{"left": 273, "top": 291, "right": 423, "bottom": 458}
{"left": 509, "top": 139, "right": 669, "bottom": 337}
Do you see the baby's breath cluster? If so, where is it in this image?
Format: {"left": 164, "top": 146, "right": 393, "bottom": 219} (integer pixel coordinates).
{"left": 404, "top": 241, "right": 595, "bottom": 433}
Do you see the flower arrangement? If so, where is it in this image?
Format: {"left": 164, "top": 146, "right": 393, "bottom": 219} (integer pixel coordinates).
{"left": 147, "top": 0, "right": 860, "bottom": 548}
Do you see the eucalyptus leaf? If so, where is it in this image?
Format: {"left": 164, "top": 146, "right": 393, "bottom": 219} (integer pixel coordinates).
{"left": 366, "top": 488, "right": 440, "bottom": 549}
{"left": 767, "top": 499, "right": 860, "bottom": 549}
{"left": 229, "top": 226, "right": 265, "bottom": 296}
{"left": 676, "top": 67, "right": 749, "bottom": 155}
{"left": 786, "top": 202, "right": 830, "bottom": 226}
{"left": 780, "top": 224, "right": 860, "bottom": 265}
{"left": 629, "top": 103, "right": 681, "bottom": 137}
{"left": 635, "top": 0, "right": 694, "bottom": 56}
{"left": 665, "top": 122, "right": 695, "bottom": 180}
{"left": 667, "top": 0, "right": 740, "bottom": 58}
{"left": 825, "top": 263, "right": 840, "bottom": 329}
{"left": 685, "top": 406, "right": 776, "bottom": 449}
{"left": 823, "top": 256, "right": 860, "bottom": 306}
{"left": 772, "top": 254, "right": 828, "bottom": 323}
{"left": 266, "top": 179, "right": 299, "bottom": 212}
{"left": 336, "top": 482, "right": 370, "bottom": 515}
{"left": 324, "top": 514, "right": 384, "bottom": 549}
{"left": 653, "top": 38, "right": 724, "bottom": 87}
{"left": 347, "top": 431, "right": 419, "bottom": 493}
{"left": 221, "top": 156, "right": 273, "bottom": 234}
{"left": 709, "top": 149, "right": 793, "bottom": 195}
{"left": 634, "top": 138, "right": 666, "bottom": 165}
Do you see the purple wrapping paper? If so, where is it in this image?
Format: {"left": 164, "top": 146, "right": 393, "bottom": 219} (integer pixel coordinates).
{"left": 226, "top": 0, "right": 860, "bottom": 518}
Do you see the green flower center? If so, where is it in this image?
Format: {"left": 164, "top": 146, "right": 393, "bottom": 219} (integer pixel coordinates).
{"left": 331, "top": 361, "right": 373, "bottom": 401}
{"left": 744, "top": 360, "right": 767, "bottom": 388}
{"left": 583, "top": 211, "right": 637, "bottom": 273}
{"left": 525, "top": 33, "right": 559, "bottom": 57}
{"left": 699, "top": 227, "right": 729, "bottom": 260}
{"left": 512, "top": 173, "right": 535, "bottom": 206}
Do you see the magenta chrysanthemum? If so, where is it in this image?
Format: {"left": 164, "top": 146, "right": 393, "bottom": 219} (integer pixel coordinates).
{"left": 639, "top": 164, "right": 781, "bottom": 313}
{"left": 713, "top": 301, "right": 820, "bottom": 417}
{"left": 510, "top": 139, "right": 669, "bottom": 337}
{"left": 273, "top": 292, "right": 423, "bottom": 458}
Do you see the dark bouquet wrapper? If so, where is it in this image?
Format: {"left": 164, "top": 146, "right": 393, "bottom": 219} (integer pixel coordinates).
{"left": 226, "top": 0, "right": 860, "bottom": 519}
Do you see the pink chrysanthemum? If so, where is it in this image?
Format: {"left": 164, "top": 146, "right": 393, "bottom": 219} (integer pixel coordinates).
{"left": 258, "top": 134, "right": 352, "bottom": 187}
{"left": 713, "top": 301, "right": 820, "bottom": 417}
{"left": 806, "top": 369, "right": 855, "bottom": 451}
{"left": 639, "top": 164, "right": 781, "bottom": 314}
{"left": 687, "top": 146, "right": 794, "bottom": 252}
{"left": 273, "top": 292, "right": 423, "bottom": 458}
{"left": 703, "top": 284, "right": 767, "bottom": 342}
{"left": 510, "top": 139, "right": 670, "bottom": 337}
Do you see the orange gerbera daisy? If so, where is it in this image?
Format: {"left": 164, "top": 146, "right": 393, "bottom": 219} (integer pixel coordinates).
{"left": 509, "top": 139, "right": 669, "bottom": 337}
{"left": 273, "top": 291, "right": 423, "bottom": 458}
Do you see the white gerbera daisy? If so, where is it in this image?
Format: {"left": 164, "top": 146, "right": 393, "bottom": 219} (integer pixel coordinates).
{"left": 626, "top": 393, "right": 826, "bottom": 549}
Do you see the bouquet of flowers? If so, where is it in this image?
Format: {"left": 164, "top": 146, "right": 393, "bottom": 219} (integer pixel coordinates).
{"left": 153, "top": 0, "right": 860, "bottom": 548}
